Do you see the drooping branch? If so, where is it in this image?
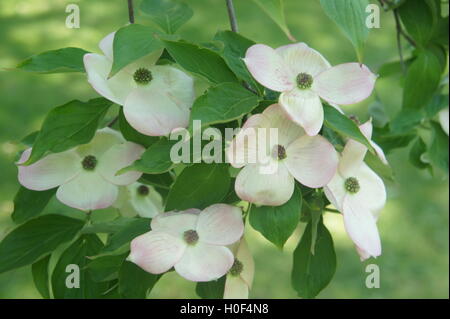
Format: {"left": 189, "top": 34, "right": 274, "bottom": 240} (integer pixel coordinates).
{"left": 225, "top": 0, "right": 239, "bottom": 32}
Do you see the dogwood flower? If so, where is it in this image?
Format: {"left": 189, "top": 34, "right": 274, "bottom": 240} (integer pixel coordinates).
{"left": 224, "top": 239, "right": 254, "bottom": 299}
{"left": 227, "top": 104, "right": 338, "bottom": 206}
{"left": 84, "top": 32, "right": 195, "bottom": 136}
{"left": 324, "top": 121, "right": 387, "bottom": 260}
{"left": 128, "top": 204, "right": 244, "bottom": 282}
{"left": 244, "top": 43, "right": 377, "bottom": 136}
{"left": 439, "top": 107, "right": 449, "bottom": 136}
{"left": 113, "top": 182, "right": 163, "bottom": 218}
{"left": 17, "top": 128, "right": 144, "bottom": 211}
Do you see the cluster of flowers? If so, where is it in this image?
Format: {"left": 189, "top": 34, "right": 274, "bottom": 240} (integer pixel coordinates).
{"left": 17, "top": 32, "right": 391, "bottom": 297}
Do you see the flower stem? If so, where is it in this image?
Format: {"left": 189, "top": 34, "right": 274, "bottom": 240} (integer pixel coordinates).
{"left": 225, "top": 0, "right": 239, "bottom": 33}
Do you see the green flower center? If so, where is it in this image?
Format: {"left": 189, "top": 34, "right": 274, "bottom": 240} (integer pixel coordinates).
{"left": 296, "top": 73, "right": 313, "bottom": 89}
{"left": 137, "top": 185, "right": 149, "bottom": 196}
{"left": 133, "top": 68, "right": 152, "bottom": 85}
{"left": 183, "top": 230, "right": 199, "bottom": 245}
{"left": 81, "top": 155, "right": 97, "bottom": 171}
{"left": 272, "top": 144, "right": 287, "bottom": 160}
{"left": 344, "top": 177, "right": 360, "bottom": 194}
{"left": 229, "top": 259, "right": 243, "bottom": 276}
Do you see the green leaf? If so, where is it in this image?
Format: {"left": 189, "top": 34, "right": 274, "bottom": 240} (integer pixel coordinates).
{"left": 32, "top": 255, "right": 51, "bottom": 299}
{"left": 319, "top": 0, "right": 370, "bottom": 61}
{"left": 52, "top": 235, "right": 107, "bottom": 299}
{"left": 372, "top": 130, "right": 415, "bottom": 153}
{"left": 0, "top": 215, "right": 85, "bottom": 274}
{"left": 249, "top": 187, "right": 302, "bottom": 249}
{"left": 86, "top": 253, "right": 128, "bottom": 282}
{"left": 20, "top": 131, "right": 39, "bottom": 147}
{"left": 102, "top": 218, "right": 151, "bottom": 253}
{"left": 22, "top": 98, "right": 112, "bottom": 165}
{"left": 162, "top": 39, "right": 237, "bottom": 84}
{"left": 120, "top": 138, "right": 176, "bottom": 174}
{"left": 291, "top": 218, "right": 336, "bottom": 299}
{"left": 118, "top": 261, "right": 160, "bottom": 298}
{"left": 196, "top": 276, "right": 226, "bottom": 299}
{"left": 17, "top": 47, "right": 89, "bottom": 73}
{"left": 377, "top": 58, "right": 413, "bottom": 78}
{"left": 119, "top": 109, "right": 158, "bottom": 148}
{"left": 409, "top": 137, "right": 430, "bottom": 170}
{"left": 402, "top": 49, "right": 443, "bottom": 110}
{"left": 428, "top": 121, "right": 449, "bottom": 173}
{"left": 12, "top": 187, "right": 56, "bottom": 224}
{"left": 111, "top": 24, "right": 163, "bottom": 76}
{"left": 398, "top": 0, "right": 439, "bottom": 47}
{"left": 213, "top": 31, "right": 263, "bottom": 94}
{"left": 426, "top": 94, "right": 449, "bottom": 118}
{"left": 390, "top": 108, "right": 424, "bottom": 134}
{"left": 250, "top": 0, "right": 295, "bottom": 41}
{"left": 165, "top": 163, "right": 231, "bottom": 211}
{"left": 191, "top": 82, "right": 260, "bottom": 127}
{"left": 365, "top": 151, "right": 394, "bottom": 182}
{"left": 140, "top": 0, "right": 193, "bottom": 34}
{"left": 323, "top": 104, "right": 374, "bottom": 152}
{"left": 368, "top": 101, "right": 389, "bottom": 128}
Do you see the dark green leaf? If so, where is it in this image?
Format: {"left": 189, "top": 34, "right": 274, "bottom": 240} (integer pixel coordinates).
{"left": 291, "top": 218, "right": 336, "bottom": 299}
{"left": 402, "top": 49, "right": 443, "bottom": 110}
{"left": 165, "top": 163, "right": 231, "bottom": 211}
{"left": 0, "top": 215, "right": 85, "bottom": 274}
{"left": 102, "top": 218, "right": 151, "bottom": 253}
{"left": 319, "top": 0, "right": 370, "bottom": 60}
{"left": 118, "top": 261, "right": 160, "bottom": 298}
{"left": 249, "top": 187, "right": 302, "bottom": 249}
{"left": 323, "top": 104, "right": 373, "bottom": 152}
{"left": 12, "top": 187, "right": 56, "bottom": 224}
{"left": 22, "top": 98, "right": 112, "bottom": 165}
{"left": 428, "top": 121, "right": 449, "bottom": 173}
{"left": 86, "top": 253, "right": 128, "bottom": 282}
{"left": 111, "top": 24, "right": 163, "bottom": 75}
{"left": 162, "top": 39, "right": 237, "bottom": 84}
{"left": 140, "top": 0, "right": 193, "bottom": 34}
{"left": 196, "top": 276, "right": 226, "bottom": 299}
{"left": 17, "top": 47, "right": 89, "bottom": 73}
{"left": 409, "top": 137, "right": 430, "bottom": 170}
{"left": 372, "top": 130, "right": 415, "bottom": 153}
{"left": 119, "top": 109, "right": 158, "bottom": 148}
{"left": 426, "top": 94, "right": 449, "bottom": 118}
{"left": 120, "top": 138, "right": 176, "bottom": 174}
{"left": 52, "top": 235, "right": 107, "bottom": 298}
{"left": 32, "top": 255, "right": 51, "bottom": 299}
{"left": 191, "top": 82, "right": 260, "bottom": 127}
{"left": 213, "top": 31, "right": 263, "bottom": 94}
{"left": 398, "top": 0, "right": 439, "bottom": 47}
{"left": 390, "top": 108, "right": 423, "bottom": 134}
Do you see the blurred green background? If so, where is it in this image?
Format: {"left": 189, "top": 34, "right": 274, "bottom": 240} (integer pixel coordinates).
{"left": 0, "top": 0, "right": 448, "bottom": 299}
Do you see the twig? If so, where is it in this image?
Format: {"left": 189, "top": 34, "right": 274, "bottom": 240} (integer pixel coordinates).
{"left": 224, "top": 0, "right": 259, "bottom": 95}
{"left": 107, "top": 116, "right": 119, "bottom": 127}
{"left": 127, "top": 0, "right": 135, "bottom": 24}
{"left": 225, "top": 0, "right": 239, "bottom": 32}
{"left": 107, "top": 0, "right": 135, "bottom": 127}
{"left": 393, "top": 10, "right": 406, "bottom": 74}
